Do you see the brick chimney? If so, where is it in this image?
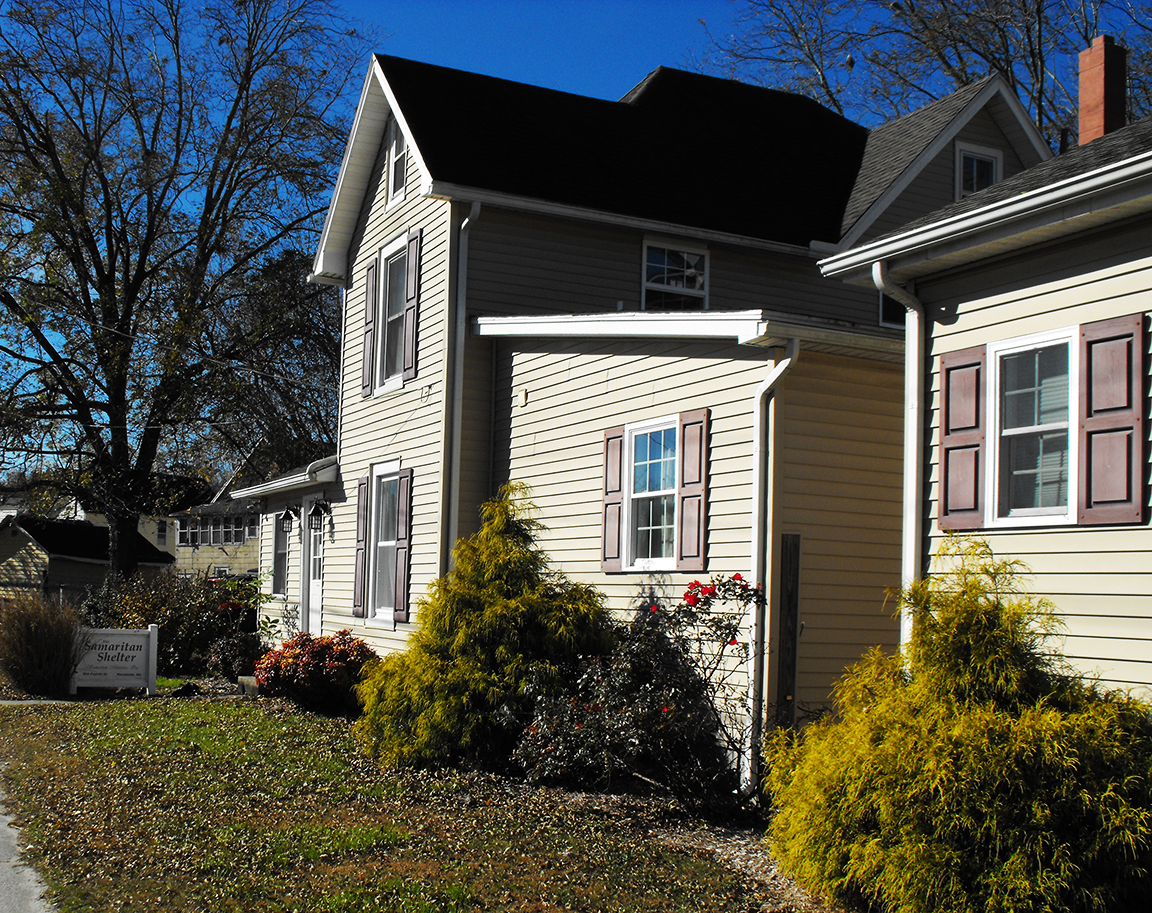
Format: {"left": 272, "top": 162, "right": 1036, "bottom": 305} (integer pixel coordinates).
{"left": 1079, "top": 35, "right": 1127, "bottom": 145}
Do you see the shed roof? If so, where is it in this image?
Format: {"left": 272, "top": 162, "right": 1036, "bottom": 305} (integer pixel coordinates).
{"left": 5, "top": 515, "right": 174, "bottom": 565}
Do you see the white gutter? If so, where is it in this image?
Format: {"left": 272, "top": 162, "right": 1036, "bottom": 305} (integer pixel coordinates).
{"left": 444, "top": 201, "right": 481, "bottom": 574}
{"left": 742, "top": 337, "right": 800, "bottom": 793}
{"left": 872, "top": 261, "right": 923, "bottom": 647}
{"left": 231, "top": 455, "right": 339, "bottom": 499}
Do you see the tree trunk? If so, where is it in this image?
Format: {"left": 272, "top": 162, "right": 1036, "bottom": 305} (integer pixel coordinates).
{"left": 107, "top": 513, "right": 142, "bottom": 579}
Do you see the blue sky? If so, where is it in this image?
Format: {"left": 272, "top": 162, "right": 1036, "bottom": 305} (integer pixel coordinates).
{"left": 338, "top": 0, "right": 738, "bottom": 100}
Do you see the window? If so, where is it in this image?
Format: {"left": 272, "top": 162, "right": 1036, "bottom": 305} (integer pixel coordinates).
{"left": 387, "top": 116, "right": 407, "bottom": 205}
{"left": 246, "top": 515, "right": 259, "bottom": 541}
{"left": 938, "top": 314, "right": 1143, "bottom": 531}
{"left": 213, "top": 566, "right": 230, "bottom": 578}
{"left": 177, "top": 518, "right": 188, "bottom": 546}
{"left": 361, "top": 230, "right": 422, "bottom": 396}
{"left": 643, "top": 243, "right": 707, "bottom": 311}
{"left": 210, "top": 517, "right": 223, "bottom": 545}
{"left": 602, "top": 409, "right": 708, "bottom": 573}
{"left": 156, "top": 520, "right": 167, "bottom": 547}
{"left": 272, "top": 520, "right": 289, "bottom": 596}
{"left": 956, "top": 142, "right": 1002, "bottom": 199}
{"left": 223, "top": 517, "right": 246, "bottom": 545}
{"left": 177, "top": 518, "right": 201, "bottom": 547}
{"left": 353, "top": 464, "right": 413, "bottom": 623}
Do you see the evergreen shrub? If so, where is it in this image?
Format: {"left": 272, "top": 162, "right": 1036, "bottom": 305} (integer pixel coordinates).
{"left": 764, "top": 536, "right": 1152, "bottom": 913}
{"left": 0, "top": 592, "right": 84, "bottom": 697}
{"left": 254, "top": 629, "right": 377, "bottom": 713}
{"left": 353, "top": 485, "right": 612, "bottom": 769}
{"left": 83, "top": 573, "right": 261, "bottom": 674}
{"left": 514, "top": 573, "right": 759, "bottom": 805}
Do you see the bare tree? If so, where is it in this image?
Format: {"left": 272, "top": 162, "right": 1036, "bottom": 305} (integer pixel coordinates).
{"left": 0, "top": 0, "right": 367, "bottom": 574}
{"left": 700, "top": 0, "right": 1148, "bottom": 142}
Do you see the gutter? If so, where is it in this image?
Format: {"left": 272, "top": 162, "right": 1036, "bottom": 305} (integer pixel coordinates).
{"left": 871, "top": 261, "right": 924, "bottom": 647}
{"left": 230, "top": 455, "right": 339, "bottom": 499}
{"left": 742, "top": 338, "right": 800, "bottom": 793}
{"left": 443, "top": 201, "right": 481, "bottom": 574}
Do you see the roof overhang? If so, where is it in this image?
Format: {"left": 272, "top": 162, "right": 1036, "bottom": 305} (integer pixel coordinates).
{"left": 472, "top": 309, "right": 902, "bottom": 355}
{"left": 821, "top": 148, "right": 1152, "bottom": 287}
{"left": 231, "top": 456, "right": 339, "bottom": 500}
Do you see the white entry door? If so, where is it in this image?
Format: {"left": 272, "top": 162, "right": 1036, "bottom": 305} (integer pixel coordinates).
{"left": 300, "top": 495, "right": 324, "bottom": 634}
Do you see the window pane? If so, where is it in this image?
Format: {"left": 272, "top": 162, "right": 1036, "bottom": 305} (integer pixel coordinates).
{"left": 380, "top": 252, "right": 407, "bottom": 382}
{"left": 645, "top": 246, "right": 705, "bottom": 302}
{"left": 374, "top": 475, "right": 399, "bottom": 612}
{"left": 963, "top": 153, "right": 996, "bottom": 195}
{"left": 1003, "top": 430, "right": 1069, "bottom": 512}
{"left": 273, "top": 524, "right": 288, "bottom": 594}
{"left": 1002, "top": 345, "right": 1068, "bottom": 429}
{"left": 632, "top": 494, "right": 675, "bottom": 560}
{"left": 633, "top": 428, "right": 676, "bottom": 495}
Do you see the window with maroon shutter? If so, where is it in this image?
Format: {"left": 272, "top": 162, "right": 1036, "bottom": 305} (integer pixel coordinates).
{"left": 677, "top": 408, "right": 708, "bottom": 572}
{"left": 353, "top": 475, "right": 369, "bottom": 617}
{"left": 1079, "top": 313, "right": 1145, "bottom": 525}
{"left": 939, "top": 346, "right": 986, "bottom": 530}
{"left": 403, "top": 229, "right": 421, "bottom": 381}
{"left": 393, "top": 468, "right": 413, "bottom": 622}
{"left": 601, "top": 426, "right": 624, "bottom": 573}
{"left": 361, "top": 262, "right": 376, "bottom": 398}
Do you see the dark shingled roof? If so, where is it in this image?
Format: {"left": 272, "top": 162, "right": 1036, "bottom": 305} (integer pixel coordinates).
{"left": 9, "top": 515, "right": 174, "bottom": 565}
{"left": 889, "top": 111, "right": 1152, "bottom": 236}
{"left": 379, "top": 56, "right": 870, "bottom": 246}
{"left": 840, "top": 78, "right": 994, "bottom": 236}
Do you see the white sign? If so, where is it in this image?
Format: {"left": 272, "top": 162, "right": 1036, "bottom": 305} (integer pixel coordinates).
{"left": 71, "top": 625, "right": 159, "bottom": 695}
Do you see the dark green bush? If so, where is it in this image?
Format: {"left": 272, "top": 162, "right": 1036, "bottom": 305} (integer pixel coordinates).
{"left": 515, "top": 574, "right": 759, "bottom": 806}
{"left": 764, "top": 536, "right": 1152, "bottom": 913}
{"left": 83, "top": 573, "right": 262, "bottom": 674}
{"left": 353, "top": 485, "right": 612, "bottom": 769}
{"left": 255, "top": 629, "right": 377, "bottom": 714}
{"left": 0, "top": 592, "right": 84, "bottom": 697}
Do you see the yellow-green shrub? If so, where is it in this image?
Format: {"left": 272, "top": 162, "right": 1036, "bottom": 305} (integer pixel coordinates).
{"left": 354, "top": 485, "right": 612, "bottom": 769}
{"left": 765, "top": 537, "right": 1152, "bottom": 913}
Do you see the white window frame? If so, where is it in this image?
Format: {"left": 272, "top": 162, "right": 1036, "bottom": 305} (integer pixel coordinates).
{"left": 367, "top": 459, "right": 402, "bottom": 626}
{"left": 955, "top": 141, "right": 1002, "bottom": 200}
{"left": 374, "top": 234, "right": 408, "bottom": 394}
{"left": 623, "top": 415, "right": 678, "bottom": 572}
{"left": 246, "top": 515, "right": 259, "bottom": 541}
{"left": 272, "top": 519, "right": 290, "bottom": 596}
{"left": 641, "top": 241, "right": 708, "bottom": 311}
{"left": 985, "top": 326, "right": 1079, "bottom": 529}
{"left": 386, "top": 116, "right": 407, "bottom": 207}
{"left": 176, "top": 518, "right": 188, "bottom": 546}
{"left": 156, "top": 519, "right": 167, "bottom": 547}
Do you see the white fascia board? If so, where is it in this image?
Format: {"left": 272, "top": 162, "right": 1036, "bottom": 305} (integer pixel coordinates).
{"left": 231, "top": 456, "right": 339, "bottom": 500}
{"left": 427, "top": 182, "right": 818, "bottom": 258}
{"left": 821, "top": 150, "right": 1152, "bottom": 283}
{"left": 839, "top": 78, "right": 1012, "bottom": 250}
{"left": 472, "top": 311, "right": 902, "bottom": 353}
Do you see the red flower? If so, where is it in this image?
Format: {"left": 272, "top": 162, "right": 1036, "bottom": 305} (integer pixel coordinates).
{"left": 684, "top": 593, "right": 698, "bottom": 606}
{"left": 650, "top": 604, "right": 659, "bottom": 613}
{"left": 732, "top": 573, "right": 742, "bottom": 581}
{"left": 729, "top": 638, "right": 738, "bottom": 646}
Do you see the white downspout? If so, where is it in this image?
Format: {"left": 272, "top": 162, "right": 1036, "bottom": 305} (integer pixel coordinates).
{"left": 445, "top": 201, "right": 481, "bottom": 573}
{"left": 742, "top": 337, "right": 800, "bottom": 793}
{"left": 872, "top": 260, "right": 924, "bottom": 647}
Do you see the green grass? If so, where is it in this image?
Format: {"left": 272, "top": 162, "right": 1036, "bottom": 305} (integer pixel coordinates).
{"left": 0, "top": 699, "right": 764, "bottom": 912}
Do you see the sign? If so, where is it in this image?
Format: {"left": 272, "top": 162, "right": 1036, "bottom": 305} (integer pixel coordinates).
{"left": 71, "top": 625, "right": 159, "bottom": 695}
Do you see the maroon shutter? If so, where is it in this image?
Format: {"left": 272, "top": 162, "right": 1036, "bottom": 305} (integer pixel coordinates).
{"left": 677, "top": 408, "right": 709, "bottom": 572}
{"left": 352, "top": 476, "right": 369, "bottom": 617}
{"left": 394, "top": 468, "right": 413, "bottom": 622}
{"left": 602, "top": 426, "right": 625, "bottom": 573}
{"left": 1079, "top": 314, "right": 1145, "bottom": 525}
{"left": 362, "top": 261, "right": 377, "bottom": 397}
{"left": 402, "top": 229, "right": 421, "bottom": 381}
{"left": 939, "top": 346, "right": 986, "bottom": 530}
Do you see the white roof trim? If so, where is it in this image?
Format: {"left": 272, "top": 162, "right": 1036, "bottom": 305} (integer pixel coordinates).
{"left": 838, "top": 77, "right": 1051, "bottom": 250}
{"left": 472, "top": 310, "right": 902, "bottom": 353}
{"left": 231, "top": 456, "right": 339, "bottom": 499}
{"left": 820, "top": 148, "right": 1152, "bottom": 282}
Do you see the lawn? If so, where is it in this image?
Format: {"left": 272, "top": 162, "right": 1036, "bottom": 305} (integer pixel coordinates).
{"left": 0, "top": 694, "right": 795, "bottom": 912}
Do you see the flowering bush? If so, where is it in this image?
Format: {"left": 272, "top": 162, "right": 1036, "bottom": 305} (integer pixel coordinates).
{"left": 514, "top": 573, "right": 762, "bottom": 807}
{"left": 255, "top": 629, "right": 377, "bottom": 714}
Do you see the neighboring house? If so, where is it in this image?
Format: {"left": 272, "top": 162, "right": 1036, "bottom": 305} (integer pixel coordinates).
{"left": 234, "top": 55, "right": 1050, "bottom": 770}
{"left": 0, "top": 514, "right": 175, "bottom": 601}
{"left": 170, "top": 499, "right": 263, "bottom": 580}
{"left": 58, "top": 500, "right": 176, "bottom": 559}
{"left": 821, "top": 36, "right": 1152, "bottom": 693}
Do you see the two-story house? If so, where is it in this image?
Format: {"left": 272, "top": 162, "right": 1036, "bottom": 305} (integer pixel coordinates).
{"left": 235, "top": 56, "right": 1050, "bottom": 768}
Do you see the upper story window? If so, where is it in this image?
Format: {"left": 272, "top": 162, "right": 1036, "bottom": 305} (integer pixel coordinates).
{"left": 938, "top": 314, "right": 1144, "bottom": 531}
{"left": 643, "top": 243, "right": 708, "bottom": 310}
{"left": 387, "top": 116, "right": 407, "bottom": 206}
{"left": 362, "top": 230, "right": 422, "bottom": 397}
{"left": 956, "top": 142, "right": 1002, "bottom": 199}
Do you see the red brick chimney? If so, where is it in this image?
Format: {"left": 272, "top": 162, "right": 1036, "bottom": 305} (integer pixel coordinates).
{"left": 1079, "top": 35, "right": 1127, "bottom": 145}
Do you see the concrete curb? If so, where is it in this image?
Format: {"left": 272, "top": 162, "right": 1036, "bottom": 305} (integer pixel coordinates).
{"left": 0, "top": 773, "right": 56, "bottom": 912}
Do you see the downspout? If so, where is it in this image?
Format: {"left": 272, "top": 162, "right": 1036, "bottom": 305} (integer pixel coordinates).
{"left": 742, "top": 337, "right": 800, "bottom": 793}
{"left": 444, "top": 201, "right": 481, "bottom": 574}
{"left": 872, "top": 260, "right": 924, "bottom": 647}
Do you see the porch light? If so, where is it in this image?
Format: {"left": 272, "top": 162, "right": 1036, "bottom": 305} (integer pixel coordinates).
{"left": 279, "top": 508, "right": 295, "bottom": 533}
{"left": 308, "top": 501, "right": 329, "bottom": 531}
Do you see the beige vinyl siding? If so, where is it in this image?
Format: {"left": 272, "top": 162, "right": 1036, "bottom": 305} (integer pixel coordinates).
{"left": 494, "top": 340, "right": 902, "bottom": 717}
{"left": 863, "top": 109, "right": 1028, "bottom": 242}
{"left": 0, "top": 532, "right": 46, "bottom": 599}
{"left": 775, "top": 354, "right": 904, "bottom": 715}
{"left": 468, "top": 208, "right": 881, "bottom": 325}
{"left": 322, "top": 131, "right": 454, "bottom": 656}
{"left": 173, "top": 538, "right": 259, "bottom": 579}
{"left": 919, "top": 230, "right": 1152, "bottom": 693}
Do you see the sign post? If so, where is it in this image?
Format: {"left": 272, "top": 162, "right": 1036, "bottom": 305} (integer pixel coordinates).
{"left": 71, "top": 625, "right": 159, "bottom": 695}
